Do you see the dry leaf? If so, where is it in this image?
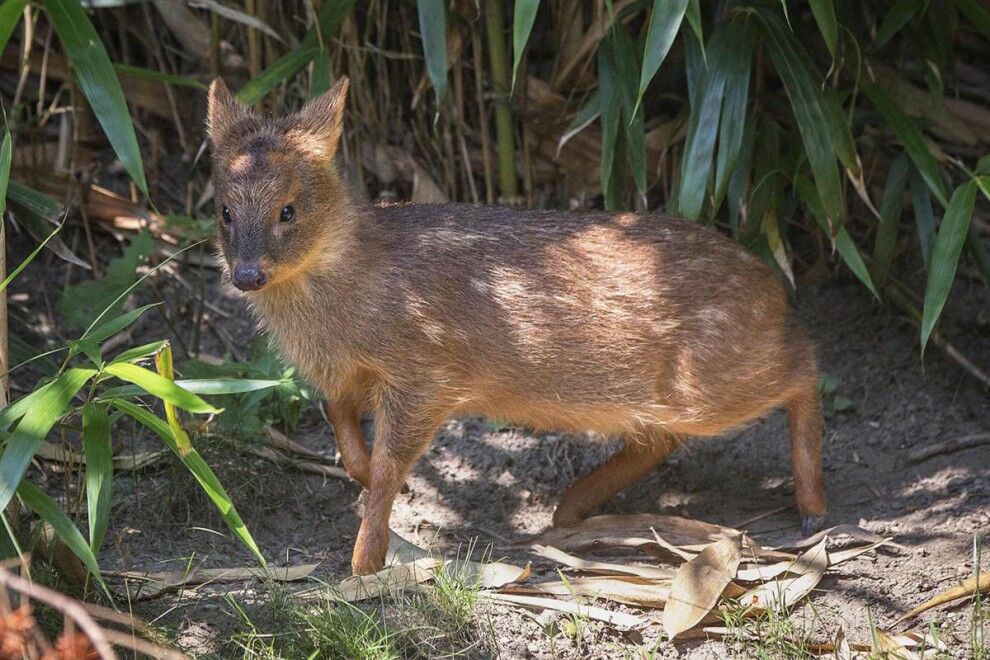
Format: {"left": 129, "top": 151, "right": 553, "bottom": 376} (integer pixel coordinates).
{"left": 828, "top": 538, "right": 891, "bottom": 565}
{"left": 109, "top": 564, "right": 319, "bottom": 599}
{"left": 35, "top": 441, "right": 167, "bottom": 472}
{"left": 895, "top": 572, "right": 990, "bottom": 624}
{"left": 736, "top": 538, "right": 828, "bottom": 613}
{"left": 528, "top": 514, "right": 741, "bottom": 553}
{"left": 663, "top": 536, "right": 743, "bottom": 639}
{"left": 531, "top": 544, "right": 672, "bottom": 579}
{"left": 386, "top": 530, "right": 431, "bottom": 565}
{"left": 872, "top": 629, "right": 920, "bottom": 660}
{"left": 336, "top": 557, "right": 442, "bottom": 602}
{"left": 484, "top": 592, "right": 644, "bottom": 628}
{"left": 776, "top": 525, "right": 887, "bottom": 552}
{"left": 264, "top": 426, "right": 331, "bottom": 462}
{"left": 503, "top": 575, "right": 670, "bottom": 608}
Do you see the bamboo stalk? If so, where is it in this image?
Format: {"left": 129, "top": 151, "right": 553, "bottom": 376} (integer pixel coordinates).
{"left": 483, "top": 0, "right": 518, "bottom": 203}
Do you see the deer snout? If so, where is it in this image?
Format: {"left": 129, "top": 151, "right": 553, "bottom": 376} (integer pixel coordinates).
{"left": 232, "top": 262, "right": 268, "bottom": 291}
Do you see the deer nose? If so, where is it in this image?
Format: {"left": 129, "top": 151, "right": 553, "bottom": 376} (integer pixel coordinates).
{"left": 232, "top": 263, "right": 268, "bottom": 291}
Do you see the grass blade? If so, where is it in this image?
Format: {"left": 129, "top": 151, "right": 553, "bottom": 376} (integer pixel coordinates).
{"left": 111, "top": 399, "right": 265, "bottom": 566}
{"left": 511, "top": 0, "right": 540, "bottom": 92}
{"left": 16, "top": 481, "right": 110, "bottom": 597}
{"left": 113, "top": 63, "right": 208, "bottom": 90}
{"left": 238, "top": 47, "right": 319, "bottom": 106}
{"left": 417, "top": 0, "right": 447, "bottom": 102}
{"left": 863, "top": 84, "right": 949, "bottom": 207}
{"left": 42, "top": 0, "right": 147, "bottom": 196}
{"left": 104, "top": 362, "right": 218, "bottom": 414}
{"left": 636, "top": 0, "right": 689, "bottom": 110}
{"left": 809, "top": 0, "right": 838, "bottom": 59}
{"left": 757, "top": 7, "right": 844, "bottom": 228}
{"left": 0, "top": 368, "right": 96, "bottom": 513}
{"left": 920, "top": 182, "right": 978, "bottom": 355}
{"left": 81, "top": 402, "right": 112, "bottom": 554}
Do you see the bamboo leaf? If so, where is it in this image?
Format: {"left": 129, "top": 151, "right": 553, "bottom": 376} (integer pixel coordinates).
{"left": 712, "top": 18, "right": 756, "bottom": 211}
{"left": 80, "top": 303, "right": 160, "bottom": 344}
{"left": 0, "top": 368, "right": 96, "bottom": 513}
{"left": 511, "top": 0, "right": 540, "bottom": 92}
{"left": 238, "top": 47, "right": 320, "bottom": 106}
{"left": 809, "top": 0, "right": 838, "bottom": 59}
{"left": 0, "top": 0, "right": 28, "bottom": 64}
{"left": 636, "top": 0, "right": 689, "bottom": 109}
{"left": 757, "top": 8, "right": 844, "bottom": 227}
{"left": 875, "top": 0, "right": 924, "bottom": 48}
{"left": 113, "top": 63, "right": 208, "bottom": 90}
{"left": 598, "top": 38, "right": 622, "bottom": 210}
{"left": 42, "top": 0, "right": 147, "bottom": 196}
{"left": 557, "top": 91, "right": 600, "bottom": 155}
{"left": 910, "top": 164, "right": 937, "bottom": 267}
{"left": 82, "top": 403, "right": 112, "bottom": 553}
{"left": 104, "top": 362, "right": 218, "bottom": 414}
{"left": 111, "top": 399, "right": 266, "bottom": 565}
{"left": 611, "top": 25, "right": 646, "bottom": 197}
{"left": 921, "top": 182, "right": 978, "bottom": 355}
{"left": 872, "top": 153, "right": 909, "bottom": 284}
{"left": 16, "top": 481, "right": 110, "bottom": 597}
{"left": 685, "top": 0, "right": 704, "bottom": 52}
{"left": 0, "top": 127, "right": 10, "bottom": 219}
{"left": 863, "top": 85, "right": 949, "bottom": 207}
{"left": 108, "top": 340, "right": 168, "bottom": 365}
{"left": 417, "top": 0, "right": 447, "bottom": 101}
{"left": 957, "top": 0, "right": 990, "bottom": 41}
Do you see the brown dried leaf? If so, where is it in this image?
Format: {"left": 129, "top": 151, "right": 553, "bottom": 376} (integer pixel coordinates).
{"left": 529, "top": 514, "right": 741, "bottom": 554}
{"left": 485, "top": 592, "right": 644, "bottom": 627}
{"left": 663, "top": 536, "right": 743, "bottom": 639}
{"left": 736, "top": 538, "right": 828, "bottom": 613}
{"left": 108, "top": 564, "right": 319, "bottom": 600}
{"left": 338, "top": 557, "right": 443, "bottom": 602}
{"left": 503, "top": 575, "right": 670, "bottom": 608}
{"left": 895, "top": 572, "right": 990, "bottom": 624}
{"left": 531, "top": 544, "right": 672, "bottom": 579}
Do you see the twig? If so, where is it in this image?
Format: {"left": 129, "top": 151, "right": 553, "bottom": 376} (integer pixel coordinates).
{"left": 908, "top": 433, "right": 990, "bottom": 464}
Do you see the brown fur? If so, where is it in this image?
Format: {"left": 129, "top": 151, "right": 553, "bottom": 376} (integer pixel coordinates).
{"left": 207, "top": 77, "right": 827, "bottom": 575}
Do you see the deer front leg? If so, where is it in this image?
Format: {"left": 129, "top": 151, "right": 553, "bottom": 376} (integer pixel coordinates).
{"left": 351, "top": 391, "right": 438, "bottom": 575}
{"left": 327, "top": 398, "right": 371, "bottom": 488}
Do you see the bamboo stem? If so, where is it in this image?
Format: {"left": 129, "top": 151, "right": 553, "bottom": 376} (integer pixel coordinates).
{"left": 483, "top": 0, "right": 518, "bottom": 203}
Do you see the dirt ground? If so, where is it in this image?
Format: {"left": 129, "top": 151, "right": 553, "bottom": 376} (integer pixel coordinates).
{"left": 16, "top": 248, "right": 990, "bottom": 657}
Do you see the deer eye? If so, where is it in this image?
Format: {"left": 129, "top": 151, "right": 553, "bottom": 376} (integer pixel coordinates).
{"left": 280, "top": 205, "right": 295, "bottom": 222}
{"left": 221, "top": 206, "right": 232, "bottom": 224}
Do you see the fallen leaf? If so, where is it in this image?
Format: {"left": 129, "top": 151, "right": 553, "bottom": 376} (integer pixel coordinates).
{"left": 872, "top": 629, "right": 920, "bottom": 660}
{"left": 531, "top": 544, "right": 672, "bottom": 579}
{"left": 527, "top": 514, "right": 742, "bottom": 554}
{"left": 663, "top": 536, "right": 743, "bottom": 639}
{"left": 895, "top": 572, "right": 990, "bottom": 624}
{"left": 484, "top": 592, "right": 644, "bottom": 627}
{"left": 108, "top": 564, "right": 319, "bottom": 599}
{"left": 336, "top": 557, "right": 442, "bottom": 602}
{"left": 775, "top": 524, "right": 887, "bottom": 552}
{"left": 35, "top": 441, "right": 167, "bottom": 472}
{"left": 503, "top": 575, "right": 670, "bottom": 608}
{"left": 736, "top": 538, "right": 828, "bottom": 613}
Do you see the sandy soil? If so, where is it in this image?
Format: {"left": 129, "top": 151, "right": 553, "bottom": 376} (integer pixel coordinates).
{"left": 15, "top": 249, "right": 990, "bottom": 657}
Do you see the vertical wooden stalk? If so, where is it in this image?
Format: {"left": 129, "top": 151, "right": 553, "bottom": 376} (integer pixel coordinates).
{"left": 483, "top": 0, "right": 518, "bottom": 203}
{"left": 246, "top": 0, "right": 261, "bottom": 78}
{"left": 472, "top": 28, "right": 495, "bottom": 204}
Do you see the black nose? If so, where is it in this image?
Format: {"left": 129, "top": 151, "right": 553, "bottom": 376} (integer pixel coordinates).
{"left": 232, "top": 263, "right": 268, "bottom": 291}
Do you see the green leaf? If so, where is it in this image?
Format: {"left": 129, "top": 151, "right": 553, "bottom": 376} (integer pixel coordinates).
{"left": 556, "top": 91, "right": 601, "bottom": 155}
{"left": 310, "top": 50, "right": 332, "bottom": 99}
{"left": 80, "top": 303, "right": 160, "bottom": 344}
{"left": 875, "top": 0, "right": 924, "bottom": 48}
{"left": 81, "top": 403, "right": 112, "bottom": 554}
{"left": 796, "top": 176, "right": 878, "bottom": 299}
{"left": 0, "top": 0, "right": 28, "bottom": 61}
{"left": 511, "top": 0, "right": 540, "bottom": 92}
{"left": 872, "top": 153, "right": 909, "bottom": 285}
{"left": 104, "top": 362, "right": 218, "bottom": 414}
{"left": 809, "top": 0, "right": 838, "bottom": 59}
{"left": 5, "top": 181, "right": 87, "bottom": 269}
{"left": 100, "top": 378, "right": 283, "bottom": 400}
{"left": 957, "top": 0, "right": 990, "bottom": 41}
{"left": 685, "top": 0, "right": 704, "bottom": 53}
{"left": 863, "top": 85, "right": 949, "bottom": 207}
{"left": 111, "top": 399, "right": 266, "bottom": 566}
{"left": 757, "top": 8, "right": 844, "bottom": 228}
{"left": 598, "top": 38, "right": 622, "bottom": 210}
{"left": 113, "top": 63, "right": 208, "bottom": 90}
{"left": 636, "top": 0, "right": 689, "bottom": 110}
{"left": 417, "top": 0, "right": 447, "bottom": 102}
{"left": 0, "top": 125, "right": 10, "bottom": 220}
{"left": 16, "top": 481, "right": 110, "bottom": 597}
{"left": 57, "top": 231, "right": 153, "bottom": 331}
{"left": 238, "top": 47, "right": 319, "bottom": 106}
{"left": 107, "top": 340, "right": 168, "bottom": 365}
{"left": 610, "top": 24, "right": 646, "bottom": 198}
{"left": 910, "top": 164, "right": 937, "bottom": 267}
{"left": 42, "top": 0, "right": 147, "bottom": 196}
{"left": 0, "top": 368, "right": 96, "bottom": 513}
{"left": 712, "top": 18, "right": 757, "bottom": 211}
{"left": 920, "top": 182, "right": 978, "bottom": 355}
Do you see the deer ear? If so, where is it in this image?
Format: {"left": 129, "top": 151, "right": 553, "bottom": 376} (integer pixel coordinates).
{"left": 207, "top": 78, "right": 249, "bottom": 145}
{"left": 294, "top": 76, "right": 349, "bottom": 156}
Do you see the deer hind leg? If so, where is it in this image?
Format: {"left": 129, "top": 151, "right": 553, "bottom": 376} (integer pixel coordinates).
{"left": 786, "top": 374, "right": 827, "bottom": 536}
{"left": 327, "top": 398, "right": 371, "bottom": 489}
{"left": 552, "top": 430, "right": 679, "bottom": 528}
